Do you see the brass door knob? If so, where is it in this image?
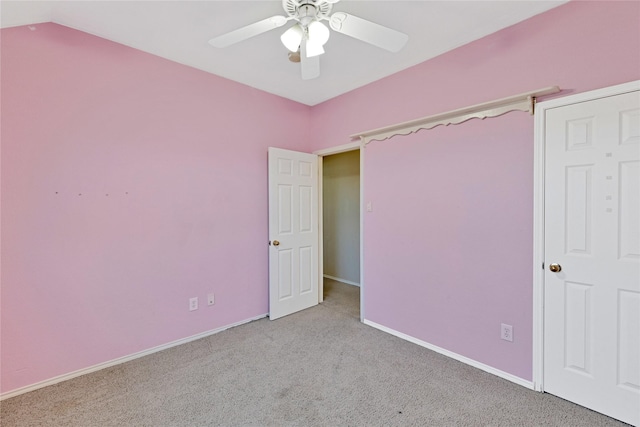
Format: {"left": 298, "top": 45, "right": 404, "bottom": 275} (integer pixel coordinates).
{"left": 549, "top": 263, "right": 562, "bottom": 273}
{"left": 272, "top": 240, "right": 280, "bottom": 247}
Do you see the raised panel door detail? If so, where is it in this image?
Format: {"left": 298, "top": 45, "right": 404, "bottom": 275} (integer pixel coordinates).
{"left": 619, "top": 161, "right": 640, "bottom": 261}
{"left": 564, "top": 281, "right": 593, "bottom": 376}
{"left": 278, "top": 249, "right": 293, "bottom": 300}
{"left": 278, "top": 184, "right": 293, "bottom": 235}
{"left": 299, "top": 246, "right": 312, "bottom": 294}
{"left": 618, "top": 290, "right": 640, "bottom": 392}
{"left": 620, "top": 108, "right": 640, "bottom": 145}
{"left": 299, "top": 160, "right": 312, "bottom": 177}
{"left": 565, "top": 165, "right": 593, "bottom": 255}
{"left": 299, "top": 185, "right": 312, "bottom": 233}
{"left": 278, "top": 158, "right": 293, "bottom": 176}
{"left": 566, "top": 117, "right": 594, "bottom": 151}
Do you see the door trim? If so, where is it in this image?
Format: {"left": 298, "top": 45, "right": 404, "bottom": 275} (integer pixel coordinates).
{"left": 314, "top": 141, "right": 364, "bottom": 321}
{"left": 532, "top": 80, "right": 640, "bottom": 392}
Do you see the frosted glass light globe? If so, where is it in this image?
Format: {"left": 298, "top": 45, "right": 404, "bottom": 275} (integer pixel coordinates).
{"left": 308, "top": 21, "right": 330, "bottom": 46}
{"left": 281, "top": 24, "right": 303, "bottom": 52}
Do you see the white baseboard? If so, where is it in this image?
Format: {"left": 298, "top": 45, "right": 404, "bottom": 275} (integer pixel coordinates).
{"left": 362, "top": 319, "right": 534, "bottom": 390}
{"left": 323, "top": 274, "right": 360, "bottom": 287}
{"left": 0, "top": 313, "right": 268, "bottom": 401}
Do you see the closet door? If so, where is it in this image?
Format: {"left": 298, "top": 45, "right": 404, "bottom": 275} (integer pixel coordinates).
{"left": 543, "top": 88, "right": 639, "bottom": 426}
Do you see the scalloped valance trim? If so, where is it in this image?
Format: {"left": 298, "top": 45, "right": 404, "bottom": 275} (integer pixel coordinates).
{"left": 351, "top": 86, "right": 561, "bottom": 145}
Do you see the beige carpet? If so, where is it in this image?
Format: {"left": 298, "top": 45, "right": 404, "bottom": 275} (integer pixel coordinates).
{"left": 0, "top": 279, "right": 626, "bottom": 426}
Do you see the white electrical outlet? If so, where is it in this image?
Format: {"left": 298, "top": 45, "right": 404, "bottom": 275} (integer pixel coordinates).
{"left": 501, "top": 323, "right": 513, "bottom": 342}
{"left": 189, "top": 297, "right": 198, "bottom": 311}
{"left": 207, "top": 293, "right": 215, "bottom": 306}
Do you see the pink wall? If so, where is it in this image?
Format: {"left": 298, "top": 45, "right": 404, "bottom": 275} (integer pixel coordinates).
{"left": 1, "top": 23, "right": 311, "bottom": 393}
{"left": 309, "top": 1, "right": 640, "bottom": 380}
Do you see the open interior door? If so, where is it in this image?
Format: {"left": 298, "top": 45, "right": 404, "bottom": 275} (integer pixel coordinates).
{"left": 268, "top": 147, "right": 319, "bottom": 320}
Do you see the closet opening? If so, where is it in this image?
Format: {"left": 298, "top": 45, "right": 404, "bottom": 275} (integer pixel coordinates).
{"left": 319, "top": 147, "right": 361, "bottom": 319}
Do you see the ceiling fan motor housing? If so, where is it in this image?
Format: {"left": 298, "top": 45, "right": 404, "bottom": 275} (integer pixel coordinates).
{"left": 283, "top": 0, "right": 333, "bottom": 25}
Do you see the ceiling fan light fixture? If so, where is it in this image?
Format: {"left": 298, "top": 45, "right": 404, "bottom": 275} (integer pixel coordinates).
{"left": 308, "top": 20, "right": 330, "bottom": 46}
{"left": 210, "top": 0, "right": 408, "bottom": 80}
{"left": 281, "top": 24, "right": 303, "bottom": 52}
{"left": 305, "top": 39, "right": 325, "bottom": 57}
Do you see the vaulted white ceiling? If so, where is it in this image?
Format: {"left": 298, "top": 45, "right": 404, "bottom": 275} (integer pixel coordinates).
{"left": 1, "top": 1, "right": 567, "bottom": 106}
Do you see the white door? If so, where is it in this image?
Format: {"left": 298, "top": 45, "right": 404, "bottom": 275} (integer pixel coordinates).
{"left": 268, "top": 147, "right": 319, "bottom": 320}
{"left": 543, "top": 88, "right": 640, "bottom": 425}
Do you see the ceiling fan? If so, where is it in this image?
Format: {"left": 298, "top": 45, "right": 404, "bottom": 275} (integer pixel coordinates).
{"left": 208, "top": 0, "right": 409, "bottom": 80}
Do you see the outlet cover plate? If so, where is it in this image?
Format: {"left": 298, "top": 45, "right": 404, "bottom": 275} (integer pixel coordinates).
{"left": 501, "top": 323, "right": 513, "bottom": 342}
{"left": 207, "top": 293, "right": 215, "bottom": 306}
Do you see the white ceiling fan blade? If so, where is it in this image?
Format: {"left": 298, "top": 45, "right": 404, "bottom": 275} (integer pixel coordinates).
{"left": 209, "top": 16, "right": 288, "bottom": 48}
{"left": 301, "top": 42, "right": 320, "bottom": 80}
{"left": 329, "top": 12, "right": 408, "bottom": 53}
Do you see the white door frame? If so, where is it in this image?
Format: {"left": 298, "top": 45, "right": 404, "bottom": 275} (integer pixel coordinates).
{"left": 532, "top": 79, "right": 640, "bottom": 392}
{"left": 314, "top": 141, "right": 365, "bottom": 321}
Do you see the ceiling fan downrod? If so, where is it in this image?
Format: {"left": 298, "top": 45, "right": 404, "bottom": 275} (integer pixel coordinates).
{"left": 296, "top": 2, "right": 319, "bottom": 27}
